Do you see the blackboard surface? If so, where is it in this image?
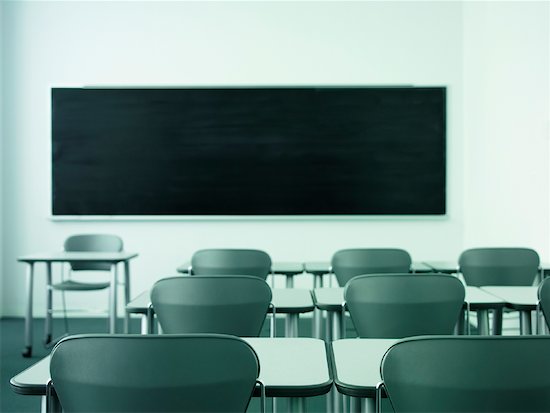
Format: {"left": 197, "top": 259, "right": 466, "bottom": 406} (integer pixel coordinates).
{"left": 52, "top": 87, "right": 446, "bottom": 216}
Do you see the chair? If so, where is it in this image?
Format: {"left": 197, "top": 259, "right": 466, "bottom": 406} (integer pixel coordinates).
{"left": 57, "top": 234, "right": 124, "bottom": 289}
{"left": 48, "top": 234, "right": 124, "bottom": 339}
{"left": 458, "top": 247, "right": 540, "bottom": 286}
{"left": 344, "top": 273, "right": 465, "bottom": 338}
{"left": 379, "top": 336, "right": 550, "bottom": 412}
{"left": 459, "top": 248, "right": 540, "bottom": 334}
{"left": 331, "top": 248, "right": 411, "bottom": 286}
{"left": 49, "top": 334, "right": 263, "bottom": 413}
{"left": 190, "top": 249, "right": 272, "bottom": 280}
{"left": 151, "top": 276, "right": 272, "bottom": 336}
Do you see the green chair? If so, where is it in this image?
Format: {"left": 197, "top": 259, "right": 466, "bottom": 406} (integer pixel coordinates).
{"left": 49, "top": 334, "right": 263, "bottom": 413}
{"left": 190, "top": 249, "right": 272, "bottom": 280}
{"left": 344, "top": 273, "right": 465, "bottom": 338}
{"left": 379, "top": 336, "right": 550, "bottom": 412}
{"left": 459, "top": 248, "right": 540, "bottom": 334}
{"left": 46, "top": 234, "right": 124, "bottom": 342}
{"left": 151, "top": 276, "right": 272, "bottom": 336}
{"left": 331, "top": 248, "right": 411, "bottom": 286}
{"left": 458, "top": 247, "right": 540, "bottom": 286}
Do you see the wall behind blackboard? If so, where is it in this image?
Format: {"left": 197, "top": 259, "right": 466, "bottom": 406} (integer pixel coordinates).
{"left": 52, "top": 87, "right": 446, "bottom": 216}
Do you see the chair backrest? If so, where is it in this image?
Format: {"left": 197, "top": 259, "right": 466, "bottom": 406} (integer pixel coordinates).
{"left": 50, "top": 334, "right": 259, "bottom": 413}
{"left": 344, "top": 273, "right": 465, "bottom": 338}
{"left": 381, "top": 336, "right": 550, "bottom": 412}
{"left": 191, "top": 249, "right": 272, "bottom": 280}
{"left": 64, "top": 234, "right": 123, "bottom": 271}
{"left": 331, "top": 248, "right": 411, "bottom": 286}
{"left": 538, "top": 277, "right": 550, "bottom": 329}
{"left": 459, "top": 247, "right": 539, "bottom": 286}
{"left": 151, "top": 276, "right": 272, "bottom": 336}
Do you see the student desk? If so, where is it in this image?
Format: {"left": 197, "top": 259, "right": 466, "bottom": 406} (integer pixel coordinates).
{"left": 312, "top": 286, "right": 506, "bottom": 340}
{"left": 480, "top": 286, "right": 539, "bottom": 334}
{"left": 176, "top": 261, "right": 305, "bottom": 288}
{"left": 303, "top": 262, "right": 434, "bottom": 338}
{"left": 126, "top": 288, "right": 314, "bottom": 337}
{"left": 303, "top": 261, "right": 434, "bottom": 285}
{"left": 10, "top": 338, "right": 332, "bottom": 413}
{"left": 423, "top": 260, "right": 550, "bottom": 279}
{"left": 331, "top": 338, "right": 396, "bottom": 413}
{"left": 17, "top": 251, "right": 139, "bottom": 357}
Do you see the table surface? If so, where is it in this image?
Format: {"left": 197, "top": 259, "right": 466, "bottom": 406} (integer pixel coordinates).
{"left": 331, "top": 338, "right": 397, "bottom": 398}
{"left": 312, "top": 286, "right": 506, "bottom": 311}
{"left": 127, "top": 288, "right": 315, "bottom": 314}
{"left": 303, "top": 261, "right": 434, "bottom": 275}
{"left": 424, "top": 260, "right": 550, "bottom": 273}
{"left": 17, "top": 251, "right": 139, "bottom": 263}
{"left": 10, "top": 338, "right": 332, "bottom": 398}
{"left": 480, "top": 286, "right": 539, "bottom": 310}
{"left": 176, "top": 261, "right": 305, "bottom": 275}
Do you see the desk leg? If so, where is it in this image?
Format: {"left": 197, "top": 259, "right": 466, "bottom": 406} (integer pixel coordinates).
{"left": 325, "top": 310, "right": 333, "bottom": 342}
{"left": 44, "top": 262, "right": 53, "bottom": 345}
{"left": 285, "top": 313, "right": 299, "bottom": 337}
{"left": 332, "top": 310, "right": 343, "bottom": 340}
{"left": 289, "top": 397, "right": 306, "bottom": 413}
{"left": 286, "top": 274, "right": 294, "bottom": 288}
{"left": 313, "top": 274, "right": 324, "bottom": 339}
{"left": 350, "top": 397, "right": 362, "bottom": 413}
{"left": 519, "top": 311, "right": 532, "bottom": 335}
{"left": 333, "top": 385, "right": 342, "bottom": 413}
{"left": 477, "top": 310, "right": 490, "bottom": 335}
{"left": 23, "top": 263, "right": 35, "bottom": 357}
{"left": 123, "top": 261, "right": 131, "bottom": 333}
{"left": 140, "top": 314, "right": 149, "bottom": 335}
{"left": 109, "top": 264, "right": 118, "bottom": 333}
{"left": 362, "top": 397, "right": 375, "bottom": 413}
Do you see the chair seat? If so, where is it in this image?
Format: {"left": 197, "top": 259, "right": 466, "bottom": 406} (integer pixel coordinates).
{"left": 52, "top": 280, "right": 110, "bottom": 291}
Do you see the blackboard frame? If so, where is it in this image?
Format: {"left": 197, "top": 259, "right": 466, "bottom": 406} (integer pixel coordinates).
{"left": 51, "top": 86, "right": 447, "bottom": 218}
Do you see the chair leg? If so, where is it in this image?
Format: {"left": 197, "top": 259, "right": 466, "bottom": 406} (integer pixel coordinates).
{"left": 492, "top": 308, "right": 503, "bottom": 335}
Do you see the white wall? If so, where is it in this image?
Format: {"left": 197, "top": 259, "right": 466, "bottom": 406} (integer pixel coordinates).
{"left": 0, "top": 1, "right": 547, "bottom": 317}
{"left": 462, "top": 1, "right": 550, "bottom": 250}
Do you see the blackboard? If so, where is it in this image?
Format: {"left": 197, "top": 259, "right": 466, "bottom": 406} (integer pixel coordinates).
{"left": 52, "top": 87, "right": 446, "bottom": 216}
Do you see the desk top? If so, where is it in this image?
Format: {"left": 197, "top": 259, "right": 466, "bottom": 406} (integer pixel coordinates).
{"left": 176, "top": 261, "right": 304, "bottom": 276}
{"left": 18, "top": 251, "right": 139, "bottom": 263}
{"left": 10, "top": 338, "right": 332, "bottom": 398}
{"left": 127, "top": 288, "right": 315, "bottom": 315}
{"left": 303, "top": 261, "right": 434, "bottom": 275}
{"left": 245, "top": 338, "right": 331, "bottom": 397}
{"left": 424, "top": 261, "right": 550, "bottom": 273}
{"left": 312, "top": 286, "right": 505, "bottom": 311}
{"left": 331, "top": 338, "right": 396, "bottom": 398}
{"left": 480, "top": 286, "right": 539, "bottom": 310}
{"left": 10, "top": 356, "right": 50, "bottom": 396}
{"left": 422, "top": 260, "right": 459, "bottom": 273}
